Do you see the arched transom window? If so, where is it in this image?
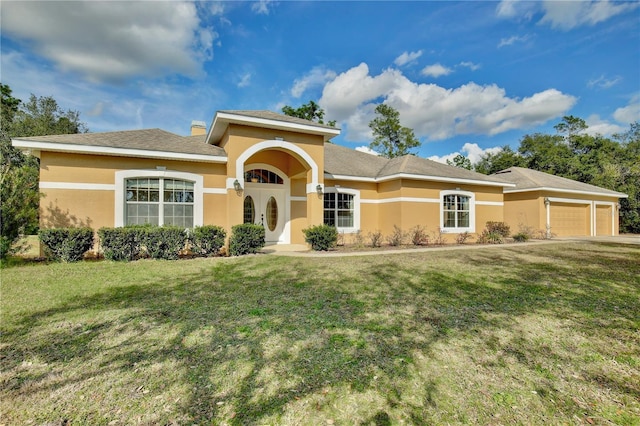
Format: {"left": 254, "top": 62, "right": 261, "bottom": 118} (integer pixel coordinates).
{"left": 245, "top": 169, "right": 283, "bottom": 184}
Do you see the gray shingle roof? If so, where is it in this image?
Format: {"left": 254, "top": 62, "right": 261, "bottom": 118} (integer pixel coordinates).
{"left": 493, "top": 167, "right": 626, "bottom": 196}
{"left": 13, "top": 129, "right": 226, "bottom": 157}
{"left": 324, "top": 143, "right": 511, "bottom": 185}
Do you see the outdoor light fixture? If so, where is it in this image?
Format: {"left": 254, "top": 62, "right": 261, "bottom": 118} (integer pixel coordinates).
{"left": 234, "top": 179, "right": 242, "bottom": 192}
{"left": 316, "top": 184, "right": 323, "bottom": 195}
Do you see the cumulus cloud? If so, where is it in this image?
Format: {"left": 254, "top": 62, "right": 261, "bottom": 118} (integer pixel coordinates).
{"left": 459, "top": 61, "right": 481, "bottom": 71}
{"left": 421, "top": 63, "right": 453, "bottom": 78}
{"left": 319, "top": 63, "right": 576, "bottom": 142}
{"left": 291, "top": 67, "right": 337, "bottom": 98}
{"left": 497, "top": 0, "right": 639, "bottom": 30}
{"left": 394, "top": 50, "right": 423, "bottom": 67}
{"left": 428, "top": 143, "right": 503, "bottom": 165}
{"left": 584, "top": 115, "right": 627, "bottom": 136}
{"left": 613, "top": 97, "right": 640, "bottom": 124}
{"left": 1, "top": 1, "right": 216, "bottom": 82}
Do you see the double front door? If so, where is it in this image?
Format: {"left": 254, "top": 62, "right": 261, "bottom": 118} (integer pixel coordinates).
{"left": 243, "top": 187, "right": 285, "bottom": 243}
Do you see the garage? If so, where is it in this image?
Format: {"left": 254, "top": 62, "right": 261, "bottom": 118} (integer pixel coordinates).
{"left": 549, "top": 202, "right": 590, "bottom": 236}
{"left": 596, "top": 204, "right": 613, "bottom": 236}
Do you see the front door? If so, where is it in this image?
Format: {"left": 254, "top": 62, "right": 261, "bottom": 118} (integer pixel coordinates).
{"left": 244, "top": 188, "right": 286, "bottom": 243}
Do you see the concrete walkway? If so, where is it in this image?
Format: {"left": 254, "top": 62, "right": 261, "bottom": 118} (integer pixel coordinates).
{"left": 261, "top": 235, "right": 639, "bottom": 258}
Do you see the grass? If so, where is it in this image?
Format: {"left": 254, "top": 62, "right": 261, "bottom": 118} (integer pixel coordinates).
{"left": 1, "top": 242, "right": 639, "bottom": 425}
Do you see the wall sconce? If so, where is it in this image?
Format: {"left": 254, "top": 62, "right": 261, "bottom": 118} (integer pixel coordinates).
{"left": 234, "top": 179, "right": 242, "bottom": 192}
{"left": 316, "top": 184, "right": 323, "bottom": 195}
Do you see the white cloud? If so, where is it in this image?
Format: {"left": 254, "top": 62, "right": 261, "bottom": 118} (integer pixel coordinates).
{"left": 251, "top": 0, "right": 276, "bottom": 15}
{"left": 355, "top": 146, "right": 380, "bottom": 156}
{"left": 583, "top": 114, "right": 626, "bottom": 136}
{"left": 498, "top": 34, "right": 532, "bottom": 48}
{"left": 291, "top": 67, "right": 337, "bottom": 98}
{"left": 587, "top": 75, "right": 622, "bottom": 89}
{"left": 459, "top": 61, "right": 481, "bottom": 71}
{"left": 320, "top": 63, "right": 576, "bottom": 142}
{"left": 238, "top": 73, "right": 252, "bottom": 88}
{"left": 394, "top": 50, "right": 423, "bottom": 67}
{"left": 421, "top": 63, "right": 452, "bottom": 78}
{"left": 613, "top": 97, "right": 640, "bottom": 124}
{"left": 540, "top": 0, "right": 639, "bottom": 30}
{"left": 428, "top": 143, "right": 503, "bottom": 165}
{"left": 1, "top": 1, "right": 216, "bottom": 82}
{"left": 497, "top": 0, "right": 639, "bottom": 30}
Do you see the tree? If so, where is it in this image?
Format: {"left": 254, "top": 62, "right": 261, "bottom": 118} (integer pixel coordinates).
{"left": 474, "top": 146, "right": 525, "bottom": 175}
{"left": 0, "top": 85, "right": 88, "bottom": 259}
{"left": 282, "top": 100, "right": 336, "bottom": 127}
{"left": 446, "top": 154, "right": 472, "bottom": 170}
{"left": 368, "top": 104, "right": 421, "bottom": 159}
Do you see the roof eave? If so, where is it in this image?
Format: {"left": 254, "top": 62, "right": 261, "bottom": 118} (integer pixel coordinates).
{"left": 325, "top": 172, "right": 515, "bottom": 187}
{"left": 207, "top": 111, "right": 341, "bottom": 145}
{"left": 12, "top": 139, "right": 228, "bottom": 164}
{"left": 504, "top": 186, "right": 628, "bottom": 198}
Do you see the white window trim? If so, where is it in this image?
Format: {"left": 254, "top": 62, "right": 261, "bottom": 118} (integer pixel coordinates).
{"left": 115, "top": 170, "right": 203, "bottom": 227}
{"left": 324, "top": 187, "right": 360, "bottom": 234}
{"left": 440, "top": 190, "right": 475, "bottom": 233}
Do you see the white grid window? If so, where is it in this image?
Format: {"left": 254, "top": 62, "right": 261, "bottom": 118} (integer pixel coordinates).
{"left": 125, "top": 178, "right": 194, "bottom": 227}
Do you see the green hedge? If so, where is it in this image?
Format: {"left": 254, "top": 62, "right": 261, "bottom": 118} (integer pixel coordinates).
{"left": 140, "top": 226, "right": 187, "bottom": 260}
{"left": 38, "top": 227, "right": 95, "bottom": 262}
{"left": 98, "top": 227, "right": 142, "bottom": 261}
{"left": 229, "top": 224, "right": 265, "bottom": 256}
{"left": 303, "top": 224, "right": 338, "bottom": 251}
{"left": 190, "top": 225, "right": 227, "bottom": 257}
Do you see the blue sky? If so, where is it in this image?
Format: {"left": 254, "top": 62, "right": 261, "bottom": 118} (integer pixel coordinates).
{"left": 2, "top": 0, "right": 639, "bottom": 163}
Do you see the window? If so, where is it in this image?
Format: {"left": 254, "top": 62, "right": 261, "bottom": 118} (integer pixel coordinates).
{"left": 441, "top": 192, "right": 475, "bottom": 232}
{"left": 245, "top": 169, "right": 283, "bottom": 184}
{"left": 125, "top": 178, "right": 194, "bottom": 227}
{"left": 324, "top": 192, "right": 355, "bottom": 229}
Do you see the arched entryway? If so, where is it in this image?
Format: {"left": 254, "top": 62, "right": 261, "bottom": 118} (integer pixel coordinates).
{"left": 243, "top": 164, "right": 288, "bottom": 244}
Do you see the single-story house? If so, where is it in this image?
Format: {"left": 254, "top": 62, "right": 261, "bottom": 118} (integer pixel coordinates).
{"left": 12, "top": 110, "right": 626, "bottom": 247}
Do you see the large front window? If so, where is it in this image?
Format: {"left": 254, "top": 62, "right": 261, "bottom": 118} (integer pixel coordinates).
{"left": 125, "top": 178, "right": 194, "bottom": 227}
{"left": 324, "top": 192, "right": 354, "bottom": 228}
{"left": 443, "top": 194, "right": 470, "bottom": 229}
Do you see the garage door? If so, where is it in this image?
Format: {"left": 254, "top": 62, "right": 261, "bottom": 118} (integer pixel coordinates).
{"left": 550, "top": 202, "right": 590, "bottom": 236}
{"left": 596, "top": 205, "right": 612, "bottom": 236}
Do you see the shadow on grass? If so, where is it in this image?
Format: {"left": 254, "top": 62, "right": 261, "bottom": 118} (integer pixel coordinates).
{"left": 2, "top": 243, "right": 639, "bottom": 424}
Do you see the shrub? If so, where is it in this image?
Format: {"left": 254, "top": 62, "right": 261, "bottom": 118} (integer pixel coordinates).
{"left": 455, "top": 231, "right": 473, "bottom": 244}
{"left": 140, "top": 226, "right": 187, "bottom": 260}
{"left": 98, "top": 227, "right": 143, "bottom": 261}
{"left": 303, "top": 224, "right": 338, "bottom": 251}
{"left": 190, "top": 225, "right": 226, "bottom": 257}
{"left": 386, "top": 225, "right": 405, "bottom": 246}
{"left": 229, "top": 224, "right": 265, "bottom": 256}
{"left": 485, "top": 221, "right": 511, "bottom": 238}
{"left": 353, "top": 230, "right": 364, "bottom": 248}
{"left": 409, "top": 225, "right": 429, "bottom": 246}
{"left": 477, "top": 231, "right": 504, "bottom": 244}
{"left": 368, "top": 230, "right": 383, "bottom": 248}
{"left": 431, "top": 229, "right": 446, "bottom": 246}
{"left": 512, "top": 232, "right": 530, "bottom": 242}
{"left": 38, "top": 227, "right": 94, "bottom": 262}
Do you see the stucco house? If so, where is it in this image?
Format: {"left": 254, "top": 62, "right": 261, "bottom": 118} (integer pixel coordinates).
{"left": 11, "top": 110, "right": 626, "bottom": 247}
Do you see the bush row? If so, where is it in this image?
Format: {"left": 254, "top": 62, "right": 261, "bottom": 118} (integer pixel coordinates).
{"left": 37, "top": 224, "right": 266, "bottom": 262}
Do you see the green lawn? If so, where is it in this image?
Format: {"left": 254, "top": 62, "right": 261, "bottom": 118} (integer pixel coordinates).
{"left": 2, "top": 242, "right": 639, "bottom": 425}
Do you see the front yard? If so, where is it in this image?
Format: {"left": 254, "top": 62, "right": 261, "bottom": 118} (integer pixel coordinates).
{"left": 1, "top": 242, "right": 639, "bottom": 425}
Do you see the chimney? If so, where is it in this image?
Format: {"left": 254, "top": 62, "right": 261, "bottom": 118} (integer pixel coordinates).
{"left": 190, "top": 120, "right": 207, "bottom": 136}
